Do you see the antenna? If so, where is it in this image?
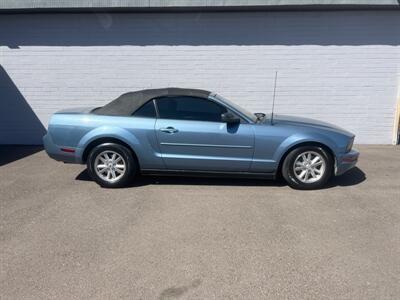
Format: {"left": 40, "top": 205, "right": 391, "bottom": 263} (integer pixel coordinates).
{"left": 270, "top": 71, "right": 278, "bottom": 125}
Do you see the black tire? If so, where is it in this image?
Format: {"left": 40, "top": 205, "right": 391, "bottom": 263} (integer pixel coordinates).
{"left": 87, "top": 143, "right": 137, "bottom": 188}
{"left": 282, "top": 146, "right": 333, "bottom": 190}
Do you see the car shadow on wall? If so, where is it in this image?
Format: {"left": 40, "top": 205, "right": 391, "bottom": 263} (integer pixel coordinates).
{"left": 75, "top": 167, "right": 366, "bottom": 189}
{"left": 0, "top": 65, "right": 46, "bottom": 158}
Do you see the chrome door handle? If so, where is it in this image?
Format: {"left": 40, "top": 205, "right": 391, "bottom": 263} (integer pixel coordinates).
{"left": 159, "top": 127, "right": 178, "bottom": 134}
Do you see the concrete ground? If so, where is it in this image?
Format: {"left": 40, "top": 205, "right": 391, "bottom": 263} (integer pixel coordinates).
{"left": 0, "top": 145, "right": 399, "bottom": 299}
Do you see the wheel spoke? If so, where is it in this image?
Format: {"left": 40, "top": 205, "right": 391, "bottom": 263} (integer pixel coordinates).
{"left": 311, "top": 156, "right": 320, "bottom": 164}
{"left": 98, "top": 167, "right": 107, "bottom": 174}
{"left": 312, "top": 161, "right": 323, "bottom": 167}
{"left": 114, "top": 168, "right": 124, "bottom": 174}
{"left": 314, "top": 168, "right": 322, "bottom": 174}
{"left": 299, "top": 170, "right": 307, "bottom": 179}
{"left": 111, "top": 153, "right": 116, "bottom": 161}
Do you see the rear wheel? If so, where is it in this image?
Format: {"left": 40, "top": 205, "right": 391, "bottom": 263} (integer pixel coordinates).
{"left": 87, "top": 143, "right": 136, "bottom": 188}
{"left": 282, "top": 146, "right": 333, "bottom": 190}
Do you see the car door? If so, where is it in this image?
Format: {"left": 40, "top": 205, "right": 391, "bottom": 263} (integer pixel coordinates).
{"left": 154, "top": 96, "right": 255, "bottom": 172}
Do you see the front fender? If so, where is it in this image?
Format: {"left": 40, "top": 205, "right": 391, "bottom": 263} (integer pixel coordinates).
{"left": 273, "top": 133, "right": 338, "bottom": 165}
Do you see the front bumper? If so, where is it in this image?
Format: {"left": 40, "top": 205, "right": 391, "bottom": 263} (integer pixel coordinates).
{"left": 335, "top": 149, "right": 359, "bottom": 176}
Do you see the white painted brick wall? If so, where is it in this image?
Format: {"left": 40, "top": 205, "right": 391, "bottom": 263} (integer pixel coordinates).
{"left": 0, "top": 11, "right": 399, "bottom": 144}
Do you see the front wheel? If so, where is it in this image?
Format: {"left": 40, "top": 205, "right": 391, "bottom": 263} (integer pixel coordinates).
{"left": 282, "top": 146, "right": 333, "bottom": 190}
{"left": 87, "top": 143, "right": 137, "bottom": 188}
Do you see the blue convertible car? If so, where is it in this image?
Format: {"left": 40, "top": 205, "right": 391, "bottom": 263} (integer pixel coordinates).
{"left": 43, "top": 88, "right": 359, "bottom": 189}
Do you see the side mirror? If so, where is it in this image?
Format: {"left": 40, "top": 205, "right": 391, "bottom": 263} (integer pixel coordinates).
{"left": 221, "top": 112, "right": 240, "bottom": 124}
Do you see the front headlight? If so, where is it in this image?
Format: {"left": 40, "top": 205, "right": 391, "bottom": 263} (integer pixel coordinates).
{"left": 346, "top": 137, "right": 354, "bottom": 152}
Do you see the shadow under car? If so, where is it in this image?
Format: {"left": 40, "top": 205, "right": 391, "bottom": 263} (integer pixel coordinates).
{"left": 75, "top": 167, "right": 366, "bottom": 189}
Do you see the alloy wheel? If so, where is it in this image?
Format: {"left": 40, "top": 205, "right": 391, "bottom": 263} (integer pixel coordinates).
{"left": 94, "top": 150, "right": 126, "bottom": 183}
{"left": 293, "top": 151, "right": 326, "bottom": 183}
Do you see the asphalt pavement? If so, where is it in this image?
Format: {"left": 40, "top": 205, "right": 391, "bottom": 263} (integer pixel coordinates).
{"left": 1, "top": 145, "right": 399, "bottom": 299}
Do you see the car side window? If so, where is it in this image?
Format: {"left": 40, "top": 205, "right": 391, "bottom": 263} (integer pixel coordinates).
{"left": 133, "top": 100, "right": 156, "bottom": 118}
{"left": 155, "top": 96, "right": 228, "bottom": 122}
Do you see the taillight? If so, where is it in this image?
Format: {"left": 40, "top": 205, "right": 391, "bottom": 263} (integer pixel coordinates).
{"left": 346, "top": 137, "right": 354, "bottom": 152}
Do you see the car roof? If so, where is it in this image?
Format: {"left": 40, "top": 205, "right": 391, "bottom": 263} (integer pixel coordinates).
{"left": 92, "top": 87, "right": 211, "bottom": 116}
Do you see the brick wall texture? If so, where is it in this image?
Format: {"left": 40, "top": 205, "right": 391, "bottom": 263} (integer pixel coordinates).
{"left": 0, "top": 11, "right": 399, "bottom": 144}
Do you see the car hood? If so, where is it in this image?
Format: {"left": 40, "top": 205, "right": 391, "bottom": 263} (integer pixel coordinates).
{"left": 265, "top": 114, "right": 354, "bottom": 137}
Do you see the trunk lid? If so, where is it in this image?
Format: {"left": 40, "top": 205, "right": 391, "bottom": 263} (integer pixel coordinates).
{"left": 54, "top": 107, "right": 96, "bottom": 115}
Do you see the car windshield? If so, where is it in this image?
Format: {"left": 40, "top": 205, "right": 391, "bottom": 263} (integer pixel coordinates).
{"left": 212, "top": 94, "right": 258, "bottom": 123}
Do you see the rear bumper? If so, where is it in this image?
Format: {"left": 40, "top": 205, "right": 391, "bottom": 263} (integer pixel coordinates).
{"left": 43, "top": 134, "right": 80, "bottom": 164}
{"left": 335, "top": 149, "right": 359, "bottom": 176}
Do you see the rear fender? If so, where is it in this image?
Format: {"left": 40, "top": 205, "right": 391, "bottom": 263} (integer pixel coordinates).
{"left": 76, "top": 126, "right": 140, "bottom": 163}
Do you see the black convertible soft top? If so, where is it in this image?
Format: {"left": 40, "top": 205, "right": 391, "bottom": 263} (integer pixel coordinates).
{"left": 92, "top": 87, "right": 211, "bottom": 116}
